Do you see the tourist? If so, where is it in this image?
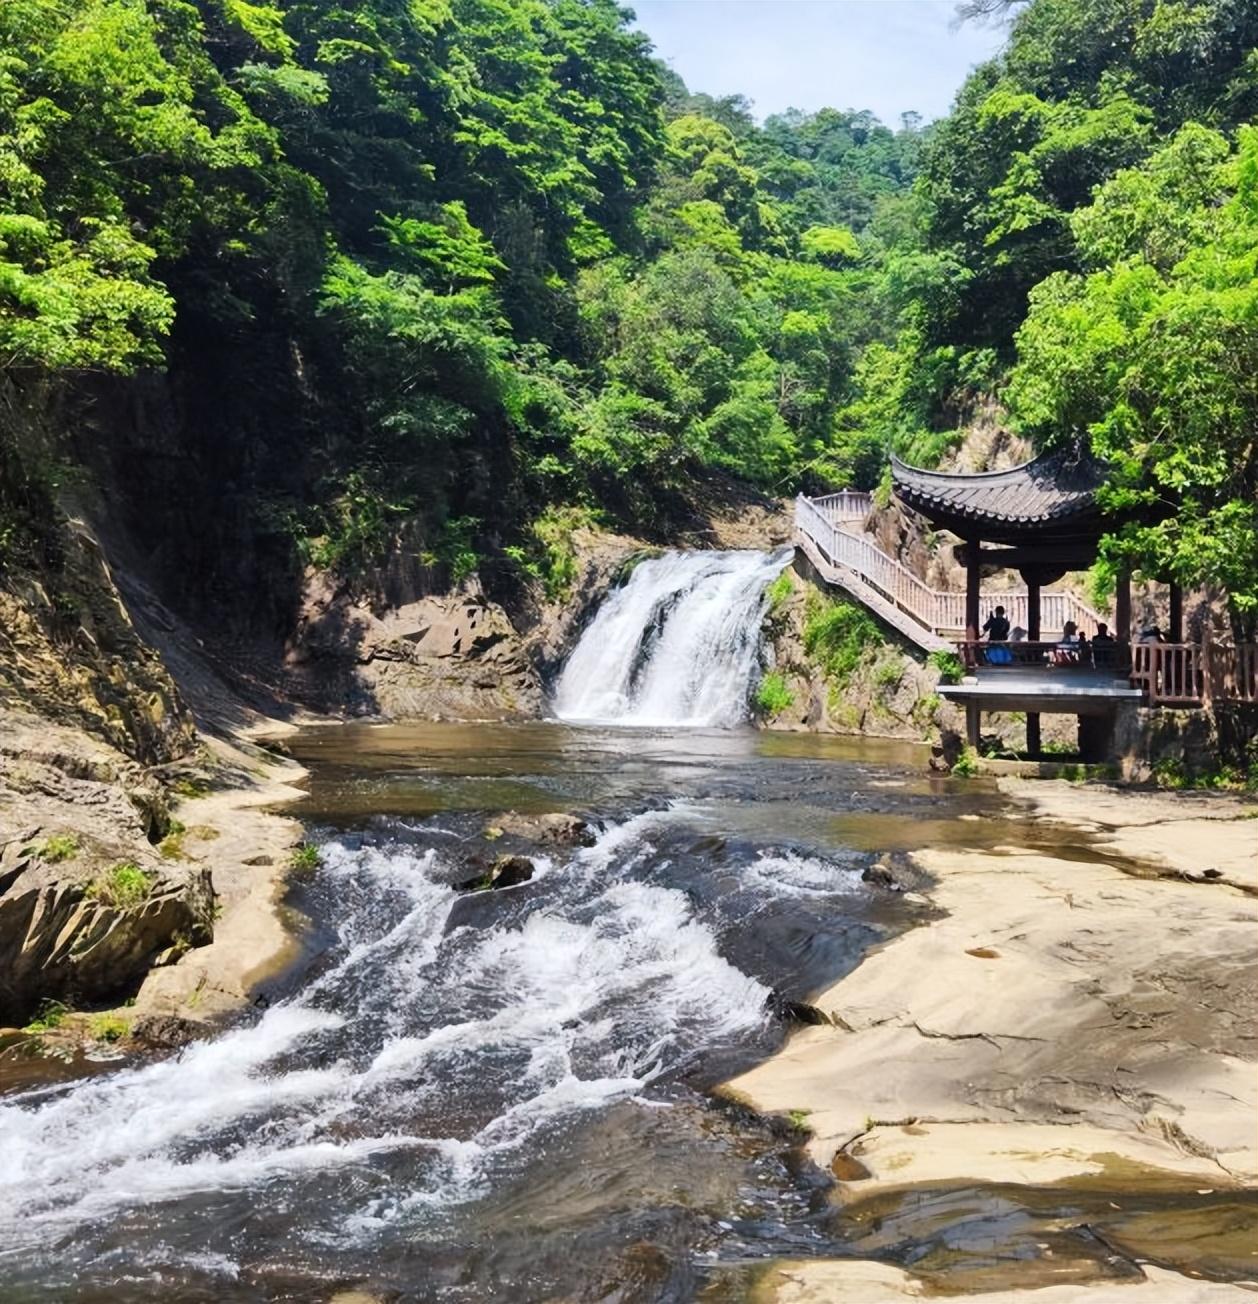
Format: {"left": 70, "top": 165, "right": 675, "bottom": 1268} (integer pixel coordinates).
{"left": 1054, "top": 620, "right": 1082, "bottom": 665}
{"left": 982, "top": 605, "right": 1010, "bottom": 642}
{"left": 1093, "top": 621, "right": 1116, "bottom": 668}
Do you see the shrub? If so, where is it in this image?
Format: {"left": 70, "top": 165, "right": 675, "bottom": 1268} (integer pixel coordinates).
{"left": 89, "top": 1013, "right": 131, "bottom": 1043}
{"left": 803, "top": 595, "right": 880, "bottom": 686}
{"left": 754, "top": 671, "right": 794, "bottom": 716}
{"left": 86, "top": 863, "right": 154, "bottom": 909}
{"left": 23, "top": 999, "right": 68, "bottom": 1033}
{"left": 874, "top": 657, "right": 905, "bottom": 690}
{"left": 32, "top": 834, "right": 79, "bottom": 863}
{"left": 928, "top": 649, "right": 965, "bottom": 685}
{"left": 951, "top": 747, "right": 980, "bottom": 778}
{"left": 290, "top": 843, "right": 322, "bottom": 873}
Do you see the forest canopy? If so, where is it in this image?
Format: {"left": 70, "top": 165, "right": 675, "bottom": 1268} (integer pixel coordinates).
{"left": 0, "top": 0, "right": 1255, "bottom": 620}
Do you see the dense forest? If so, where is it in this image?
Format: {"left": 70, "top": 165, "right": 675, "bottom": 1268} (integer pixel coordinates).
{"left": 1, "top": 0, "right": 1255, "bottom": 631}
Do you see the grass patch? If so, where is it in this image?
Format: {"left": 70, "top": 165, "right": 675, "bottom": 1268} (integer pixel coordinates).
{"left": 158, "top": 818, "right": 187, "bottom": 860}
{"left": 927, "top": 649, "right": 965, "bottom": 685}
{"left": 23, "top": 999, "right": 69, "bottom": 1033}
{"left": 874, "top": 656, "right": 904, "bottom": 690}
{"left": 171, "top": 776, "right": 211, "bottom": 799}
{"left": 89, "top": 1013, "right": 130, "bottom": 1043}
{"left": 28, "top": 834, "right": 80, "bottom": 863}
{"left": 787, "top": 1108, "right": 812, "bottom": 1132}
{"left": 764, "top": 571, "right": 793, "bottom": 615}
{"left": 754, "top": 671, "right": 794, "bottom": 717}
{"left": 86, "top": 862, "right": 154, "bottom": 909}
{"left": 803, "top": 594, "right": 881, "bottom": 687}
{"left": 289, "top": 843, "right": 322, "bottom": 874}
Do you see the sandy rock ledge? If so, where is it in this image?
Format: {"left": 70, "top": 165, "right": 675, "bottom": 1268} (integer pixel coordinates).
{"left": 726, "top": 779, "right": 1258, "bottom": 1300}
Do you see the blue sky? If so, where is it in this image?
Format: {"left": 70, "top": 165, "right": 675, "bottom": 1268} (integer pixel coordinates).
{"left": 631, "top": 1, "right": 1008, "bottom": 127}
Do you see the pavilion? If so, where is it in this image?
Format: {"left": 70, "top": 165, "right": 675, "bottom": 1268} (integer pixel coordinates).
{"left": 890, "top": 449, "right": 1173, "bottom": 760}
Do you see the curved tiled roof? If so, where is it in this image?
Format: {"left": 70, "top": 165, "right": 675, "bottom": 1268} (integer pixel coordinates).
{"left": 891, "top": 450, "right": 1107, "bottom": 532}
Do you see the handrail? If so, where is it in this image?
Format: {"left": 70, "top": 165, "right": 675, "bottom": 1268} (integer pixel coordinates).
{"left": 809, "top": 490, "right": 872, "bottom": 524}
{"left": 1130, "top": 642, "right": 1258, "bottom": 706}
{"left": 795, "top": 493, "right": 1107, "bottom": 639}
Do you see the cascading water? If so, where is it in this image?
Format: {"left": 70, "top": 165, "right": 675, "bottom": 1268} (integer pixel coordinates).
{"left": 0, "top": 780, "right": 882, "bottom": 1300}
{"left": 553, "top": 548, "right": 792, "bottom": 727}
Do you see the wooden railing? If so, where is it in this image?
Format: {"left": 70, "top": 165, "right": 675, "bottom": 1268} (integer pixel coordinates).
{"left": 1131, "top": 642, "right": 1258, "bottom": 706}
{"left": 957, "top": 640, "right": 1131, "bottom": 673}
{"left": 795, "top": 493, "right": 1106, "bottom": 639}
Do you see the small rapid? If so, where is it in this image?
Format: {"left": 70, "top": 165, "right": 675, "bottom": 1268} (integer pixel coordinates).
{"left": 0, "top": 721, "right": 951, "bottom": 1301}
{"left": 553, "top": 548, "right": 791, "bottom": 727}
{"left": 0, "top": 814, "right": 772, "bottom": 1245}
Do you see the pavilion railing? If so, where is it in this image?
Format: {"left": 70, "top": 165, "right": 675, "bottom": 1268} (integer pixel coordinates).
{"left": 954, "top": 640, "right": 1258, "bottom": 707}
{"left": 956, "top": 640, "right": 1132, "bottom": 674}
{"left": 795, "top": 493, "right": 1107, "bottom": 639}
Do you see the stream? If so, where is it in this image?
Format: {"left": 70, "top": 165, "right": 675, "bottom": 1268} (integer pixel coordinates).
{"left": 2, "top": 552, "right": 1252, "bottom": 1301}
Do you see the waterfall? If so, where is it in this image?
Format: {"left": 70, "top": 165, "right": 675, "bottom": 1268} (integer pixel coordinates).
{"left": 553, "top": 548, "right": 792, "bottom": 727}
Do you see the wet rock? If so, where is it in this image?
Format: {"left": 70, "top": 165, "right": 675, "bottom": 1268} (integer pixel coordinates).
{"left": 830, "top": 1150, "right": 871, "bottom": 1181}
{"left": 929, "top": 729, "right": 964, "bottom": 772}
{"left": 131, "top": 1013, "right": 211, "bottom": 1049}
{"left": 491, "top": 812, "right": 596, "bottom": 847}
{"left": 767, "top": 990, "right": 832, "bottom": 1026}
{"left": 862, "top": 854, "right": 930, "bottom": 894}
{"left": 243, "top": 854, "right": 273, "bottom": 867}
{"left": 457, "top": 855, "right": 536, "bottom": 893}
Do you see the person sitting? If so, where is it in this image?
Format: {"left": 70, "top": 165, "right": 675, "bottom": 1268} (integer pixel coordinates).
{"left": 1092, "top": 622, "right": 1115, "bottom": 667}
{"left": 982, "top": 606, "right": 1010, "bottom": 642}
{"left": 1053, "top": 620, "right": 1082, "bottom": 665}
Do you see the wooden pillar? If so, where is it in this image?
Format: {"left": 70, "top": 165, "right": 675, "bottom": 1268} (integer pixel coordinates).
{"left": 966, "top": 701, "right": 981, "bottom": 749}
{"left": 1115, "top": 570, "right": 1132, "bottom": 643}
{"left": 965, "top": 539, "right": 981, "bottom": 645}
{"left": 1026, "top": 576, "right": 1041, "bottom": 757}
{"left": 1168, "top": 581, "right": 1183, "bottom": 644}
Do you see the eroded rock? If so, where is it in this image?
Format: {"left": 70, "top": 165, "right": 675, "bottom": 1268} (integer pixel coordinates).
{"left": 0, "top": 862, "right": 215, "bottom": 1025}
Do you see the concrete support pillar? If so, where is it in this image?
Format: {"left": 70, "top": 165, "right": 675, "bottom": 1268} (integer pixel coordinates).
{"left": 1169, "top": 581, "right": 1183, "bottom": 644}
{"left": 1026, "top": 713, "right": 1041, "bottom": 757}
{"left": 966, "top": 701, "right": 981, "bottom": 749}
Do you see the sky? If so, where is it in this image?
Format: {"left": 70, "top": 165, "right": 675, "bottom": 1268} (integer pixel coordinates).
{"left": 630, "top": 1, "right": 1009, "bottom": 127}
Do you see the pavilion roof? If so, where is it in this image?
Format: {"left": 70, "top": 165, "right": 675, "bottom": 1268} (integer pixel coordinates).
{"left": 891, "top": 450, "right": 1107, "bottom": 541}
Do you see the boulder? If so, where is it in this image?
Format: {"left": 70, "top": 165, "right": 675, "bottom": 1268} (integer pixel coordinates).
{"left": 491, "top": 812, "right": 596, "bottom": 847}
{"left": 457, "top": 854, "right": 536, "bottom": 893}
{"left": 0, "top": 863, "right": 215, "bottom": 1025}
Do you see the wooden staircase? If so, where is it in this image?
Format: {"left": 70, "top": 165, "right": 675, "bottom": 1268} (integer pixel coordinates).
{"left": 794, "top": 492, "right": 1106, "bottom": 655}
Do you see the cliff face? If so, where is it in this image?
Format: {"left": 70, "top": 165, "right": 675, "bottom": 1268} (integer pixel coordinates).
{"left": 754, "top": 563, "right": 956, "bottom": 742}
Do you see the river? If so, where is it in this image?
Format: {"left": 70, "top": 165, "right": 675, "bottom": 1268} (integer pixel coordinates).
{"left": 0, "top": 716, "right": 1022, "bottom": 1302}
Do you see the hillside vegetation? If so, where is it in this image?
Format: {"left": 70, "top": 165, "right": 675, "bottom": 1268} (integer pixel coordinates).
{"left": 0, "top": 0, "right": 1255, "bottom": 641}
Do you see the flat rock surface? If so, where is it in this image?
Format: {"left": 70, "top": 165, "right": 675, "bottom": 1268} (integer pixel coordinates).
{"left": 728, "top": 780, "right": 1258, "bottom": 1299}
{"left": 756, "top": 1260, "right": 1258, "bottom": 1302}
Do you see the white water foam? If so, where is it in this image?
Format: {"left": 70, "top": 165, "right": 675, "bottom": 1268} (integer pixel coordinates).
{"left": 0, "top": 811, "right": 771, "bottom": 1247}
{"left": 554, "top": 548, "right": 791, "bottom": 727}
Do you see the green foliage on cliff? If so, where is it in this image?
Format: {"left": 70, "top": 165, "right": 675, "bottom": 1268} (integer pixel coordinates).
{"left": 0, "top": 0, "right": 926, "bottom": 597}
{"left": 803, "top": 594, "right": 881, "bottom": 686}
{"left": 86, "top": 862, "right": 154, "bottom": 909}
{"left": 753, "top": 671, "right": 794, "bottom": 717}
{"left": 0, "top": 0, "right": 1254, "bottom": 623}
